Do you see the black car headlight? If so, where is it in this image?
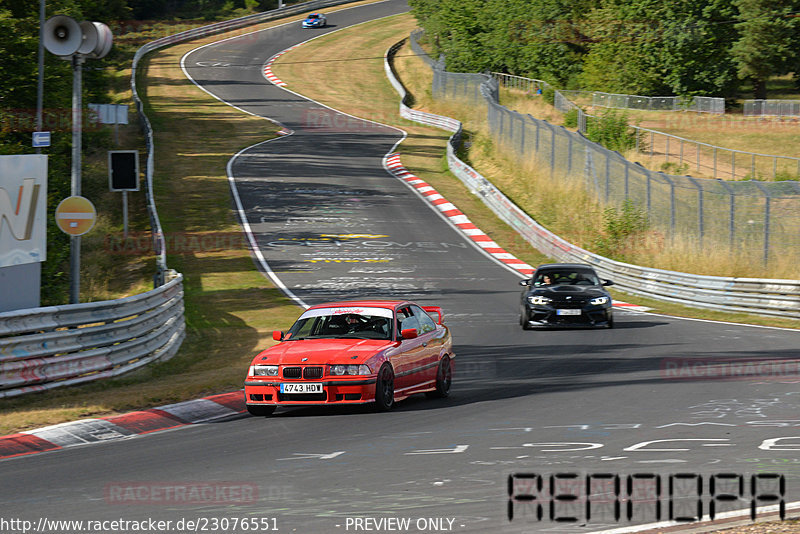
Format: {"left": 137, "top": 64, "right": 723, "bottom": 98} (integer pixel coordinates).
{"left": 590, "top": 296, "right": 609, "bottom": 306}
{"left": 528, "top": 295, "right": 552, "bottom": 305}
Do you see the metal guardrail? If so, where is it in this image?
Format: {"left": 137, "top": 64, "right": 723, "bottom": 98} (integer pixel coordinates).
{"left": 0, "top": 274, "right": 185, "bottom": 398}
{"left": 469, "top": 65, "right": 800, "bottom": 264}
{"left": 395, "top": 34, "right": 800, "bottom": 320}
{"left": 0, "top": 2, "right": 366, "bottom": 397}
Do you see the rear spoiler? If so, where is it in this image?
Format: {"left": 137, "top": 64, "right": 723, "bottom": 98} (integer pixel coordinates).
{"left": 422, "top": 306, "right": 444, "bottom": 325}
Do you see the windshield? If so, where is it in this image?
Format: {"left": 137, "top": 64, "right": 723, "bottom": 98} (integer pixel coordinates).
{"left": 285, "top": 307, "right": 393, "bottom": 340}
{"left": 534, "top": 269, "right": 600, "bottom": 286}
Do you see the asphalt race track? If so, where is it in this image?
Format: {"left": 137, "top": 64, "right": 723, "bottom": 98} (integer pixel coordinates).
{"left": 2, "top": 2, "right": 800, "bottom": 533}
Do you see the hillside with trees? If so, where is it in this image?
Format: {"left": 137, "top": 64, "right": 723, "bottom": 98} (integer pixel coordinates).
{"left": 408, "top": 0, "right": 800, "bottom": 98}
{"left": 0, "top": 0, "right": 286, "bottom": 302}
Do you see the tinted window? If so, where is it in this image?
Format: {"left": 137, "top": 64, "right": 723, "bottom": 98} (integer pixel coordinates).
{"left": 535, "top": 269, "right": 599, "bottom": 286}
{"left": 286, "top": 312, "right": 392, "bottom": 340}
{"left": 411, "top": 305, "right": 437, "bottom": 334}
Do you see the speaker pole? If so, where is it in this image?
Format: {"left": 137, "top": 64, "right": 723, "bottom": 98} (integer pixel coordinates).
{"left": 69, "top": 54, "right": 84, "bottom": 304}
{"left": 36, "top": 0, "right": 45, "bottom": 155}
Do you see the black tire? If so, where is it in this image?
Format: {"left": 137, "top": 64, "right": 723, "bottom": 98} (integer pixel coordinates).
{"left": 520, "top": 311, "right": 532, "bottom": 330}
{"left": 374, "top": 363, "right": 395, "bottom": 412}
{"left": 606, "top": 314, "right": 614, "bottom": 329}
{"left": 426, "top": 356, "right": 452, "bottom": 399}
{"left": 247, "top": 404, "right": 276, "bottom": 417}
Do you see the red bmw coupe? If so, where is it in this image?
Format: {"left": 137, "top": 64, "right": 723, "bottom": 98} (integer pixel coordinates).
{"left": 244, "top": 300, "right": 455, "bottom": 416}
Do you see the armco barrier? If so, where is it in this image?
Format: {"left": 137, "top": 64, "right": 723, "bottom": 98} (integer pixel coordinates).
{"left": 0, "top": 274, "right": 185, "bottom": 398}
{"left": 388, "top": 37, "right": 800, "bottom": 320}
{"left": 0, "top": 1, "right": 369, "bottom": 397}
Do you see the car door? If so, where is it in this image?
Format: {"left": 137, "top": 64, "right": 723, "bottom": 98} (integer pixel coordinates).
{"left": 410, "top": 305, "right": 443, "bottom": 385}
{"left": 392, "top": 306, "right": 427, "bottom": 392}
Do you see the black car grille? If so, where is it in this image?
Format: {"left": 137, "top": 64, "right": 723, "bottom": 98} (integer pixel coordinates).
{"left": 278, "top": 392, "right": 327, "bottom": 402}
{"left": 283, "top": 367, "right": 301, "bottom": 379}
{"left": 549, "top": 298, "right": 589, "bottom": 309}
{"left": 282, "top": 366, "right": 323, "bottom": 379}
{"left": 303, "top": 367, "right": 323, "bottom": 379}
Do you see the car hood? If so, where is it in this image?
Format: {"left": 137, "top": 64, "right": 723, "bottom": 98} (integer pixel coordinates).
{"left": 529, "top": 285, "right": 608, "bottom": 298}
{"left": 252, "top": 339, "right": 392, "bottom": 365}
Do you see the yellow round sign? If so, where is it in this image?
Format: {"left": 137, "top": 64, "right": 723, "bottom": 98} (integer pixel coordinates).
{"left": 55, "top": 196, "right": 96, "bottom": 236}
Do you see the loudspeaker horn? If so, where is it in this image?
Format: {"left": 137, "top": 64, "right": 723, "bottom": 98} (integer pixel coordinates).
{"left": 77, "top": 21, "right": 113, "bottom": 58}
{"left": 77, "top": 21, "right": 98, "bottom": 55}
{"left": 89, "top": 23, "right": 113, "bottom": 59}
{"left": 44, "top": 15, "right": 82, "bottom": 57}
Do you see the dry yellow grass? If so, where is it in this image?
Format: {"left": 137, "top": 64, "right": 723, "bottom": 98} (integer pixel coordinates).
{"left": 501, "top": 89, "right": 800, "bottom": 180}
{"left": 273, "top": 14, "right": 551, "bottom": 270}
{"left": 395, "top": 65, "right": 796, "bottom": 278}
{"left": 0, "top": 10, "right": 349, "bottom": 434}
{"left": 270, "top": 15, "right": 799, "bottom": 329}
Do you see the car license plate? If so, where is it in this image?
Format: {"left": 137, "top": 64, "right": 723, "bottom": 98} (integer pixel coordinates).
{"left": 280, "top": 383, "right": 322, "bottom": 394}
{"left": 556, "top": 309, "right": 581, "bottom": 316}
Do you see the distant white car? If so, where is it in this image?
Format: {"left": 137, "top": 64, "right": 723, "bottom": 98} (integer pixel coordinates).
{"left": 302, "top": 13, "right": 326, "bottom": 28}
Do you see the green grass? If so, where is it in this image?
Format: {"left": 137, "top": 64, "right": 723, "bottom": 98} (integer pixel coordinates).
{"left": 271, "top": 15, "right": 799, "bottom": 327}
{"left": 3, "top": 6, "right": 798, "bottom": 436}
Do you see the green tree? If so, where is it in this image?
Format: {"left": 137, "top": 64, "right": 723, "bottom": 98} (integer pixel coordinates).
{"left": 482, "top": 0, "right": 597, "bottom": 87}
{"left": 658, "top": 0, "right": 739, "bottom": 97}
{"left": 731, "top": 0, "right": 800, "bottom": 99}
{"left": 579, "top": 0, "right": 738, "bottom": 96}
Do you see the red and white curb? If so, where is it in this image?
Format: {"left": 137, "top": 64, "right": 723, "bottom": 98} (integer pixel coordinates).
{"left": 0, "top": 391, "right": 246, "bottom": 461}
{"left": 613, "top": 302, "right": 652, "bottom": 312}
{"left": 385, "top": 153, "right": 535, "bottom": 275}
{"left": 384, "top": 154, "right": 651, "bottom": 311}
{"left": 262, "top": 44, "right": 301, "bottom": 87}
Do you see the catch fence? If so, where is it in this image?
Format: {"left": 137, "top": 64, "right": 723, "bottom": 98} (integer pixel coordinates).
{"left": 744, "top": 100, "right": 800, "bottom": 118}
{"left": 411, "top": 32, "right": 800, "bottom": 266}
{"left": 494, "top": 73, "right": 800, "bottom": 182}
{"left": 392, "top": 37, "right": 800, "bottom": 319}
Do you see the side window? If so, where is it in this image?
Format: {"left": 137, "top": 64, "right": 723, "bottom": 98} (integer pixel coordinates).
{"left": 396, "top": 307, "right": 413, "bottom": 335}
{"left": 411, "top": 305, "right": 436, "bottom": 334}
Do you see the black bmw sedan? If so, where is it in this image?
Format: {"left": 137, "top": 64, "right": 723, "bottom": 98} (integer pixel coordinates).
{"left": 519, "top": 263, "right": 614, "bottom": 329}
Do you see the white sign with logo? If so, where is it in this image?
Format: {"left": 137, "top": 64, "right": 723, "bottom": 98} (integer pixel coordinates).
{"left": 0, "top": 155, "right": 48, "bottom": 268}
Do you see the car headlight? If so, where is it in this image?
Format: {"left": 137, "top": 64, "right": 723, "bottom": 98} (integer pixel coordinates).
{"left": 590, "top": 296, "right": 609, "bottom": 306}
{"left": 528, "top": 295, "right": 552, "bottom": 305}
{"left": 250, "top": 365, "right": 279, "bottom": 376}
{"left": 329, "top": 364, "right": 371, "bottom": 376}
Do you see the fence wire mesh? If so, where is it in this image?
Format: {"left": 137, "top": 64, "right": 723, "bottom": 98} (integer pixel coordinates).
{"left": 744, "top": 100, "right": 800, "bottom": 118}
{"left": 409, "top": 32, "right": 800, "bottom": 265}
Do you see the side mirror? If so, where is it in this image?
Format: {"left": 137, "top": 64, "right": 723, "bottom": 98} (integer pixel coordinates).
{"left": 602, "top": 279, "right": 614, "bottom": 287}
{"left": 519, "top": 279, "right": 531, "bottom": 286}
{"left": 272, "top": 330, "right": 284, "bottom": 341}
{"left": 400, "top": 328, "right": 418, "bottom": 340}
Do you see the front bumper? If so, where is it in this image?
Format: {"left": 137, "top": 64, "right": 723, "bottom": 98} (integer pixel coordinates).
{"left": 524, "top": 305, "right": 612, "bottom": 327}
{"left": 244, "top": 378, "right": 377, "bottom": 406}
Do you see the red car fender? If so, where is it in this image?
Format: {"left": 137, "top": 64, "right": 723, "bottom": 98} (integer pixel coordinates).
{"left": 364, "top": 349, "right": 392, "bottom": 376}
